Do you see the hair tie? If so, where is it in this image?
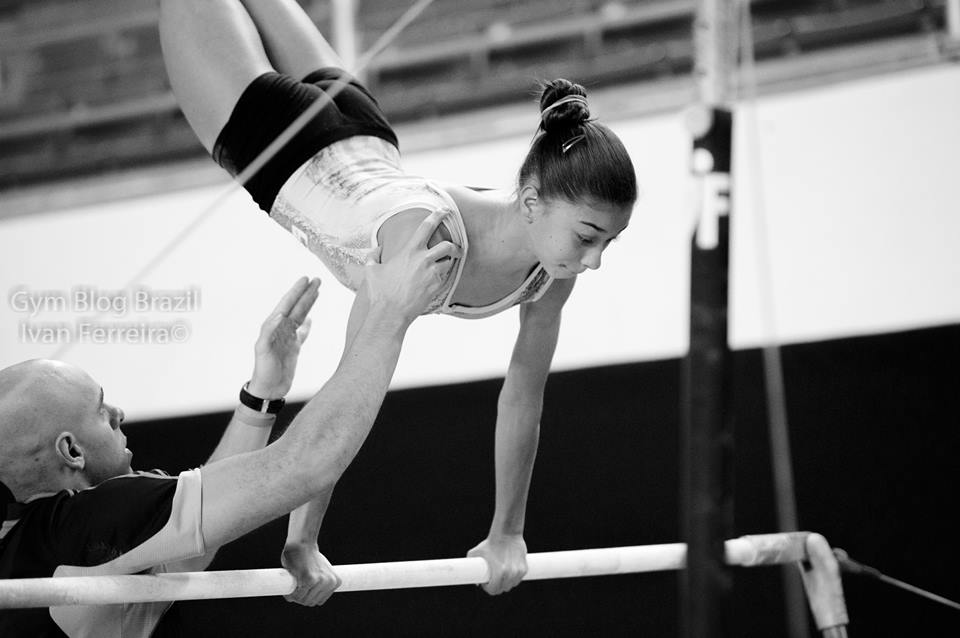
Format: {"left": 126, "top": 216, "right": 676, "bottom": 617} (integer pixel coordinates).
{"left": 540, "top": 95, "right": 589, "bottom": 120}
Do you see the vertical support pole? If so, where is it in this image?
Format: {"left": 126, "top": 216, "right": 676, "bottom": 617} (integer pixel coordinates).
{"left": 330, "top": 0, "right": 359, "bottom": 77}
{"left": 735, "top": 2, "right": 808, "bottom": 634}
{"left": 948, "top": 0, "right": 960, "bottom": 39}
{"left": 681, "top": 1, "right": 737, "bottom": 637}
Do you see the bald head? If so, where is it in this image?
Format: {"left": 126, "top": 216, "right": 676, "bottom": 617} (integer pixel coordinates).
{"left": 0, "top": 359, "right": 93, "bottom": 429}
{"left": 0, "top": 360, "right": 131, "bottom": 501}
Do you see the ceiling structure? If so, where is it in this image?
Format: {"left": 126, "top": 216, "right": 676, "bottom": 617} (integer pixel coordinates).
{"left": 0, "top": 0, "right": 954, "bottom": 195}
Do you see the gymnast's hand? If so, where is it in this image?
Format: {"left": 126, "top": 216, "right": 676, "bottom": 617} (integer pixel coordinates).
{"left": 467, "top": 533, "right": 528, "bottom": 595}
{"left": 281, "top": 542, "right": 341, "bottom": 607}
{"left": 362, "top": 209, "right": 462, "bottom": 323}
{"left": 246, "top": 277, "right": 321, "bottom": 399}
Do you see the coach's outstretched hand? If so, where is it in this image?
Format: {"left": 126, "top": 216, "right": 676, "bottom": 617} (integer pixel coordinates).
{"left": 362, "top": 209, "right": 462, "bottom": 323}
{"left": 247, "top": 276, "right": 320, "bottom": 400}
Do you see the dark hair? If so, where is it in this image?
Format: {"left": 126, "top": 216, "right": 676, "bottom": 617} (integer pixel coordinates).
{"left": 519, "top": 79, "right": 637, "bottom": 209}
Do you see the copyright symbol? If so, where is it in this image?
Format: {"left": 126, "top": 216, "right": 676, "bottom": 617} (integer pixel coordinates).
{"left": 171, "top": 321, "right": 191, "bottom": 343}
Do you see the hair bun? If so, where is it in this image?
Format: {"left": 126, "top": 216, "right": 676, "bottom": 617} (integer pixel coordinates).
{"left": 539, "top": 79, "right": 590, "bottom": 134}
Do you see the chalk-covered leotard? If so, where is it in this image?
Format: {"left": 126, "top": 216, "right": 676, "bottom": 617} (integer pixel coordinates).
{"left": 270, "top": 136, "right": 554, "bottom": 318}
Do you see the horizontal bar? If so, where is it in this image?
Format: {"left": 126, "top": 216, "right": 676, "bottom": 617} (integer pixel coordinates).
{"left": 0, "top": 533, "right": 809, "bottom": 609}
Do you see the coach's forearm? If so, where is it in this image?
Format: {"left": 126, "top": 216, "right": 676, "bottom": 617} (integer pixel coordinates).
{"left": 205, "top": 405, "right": 275, "bottom": 466}
{"left": 198, "top": 306, "right": 411, "bottom": 551}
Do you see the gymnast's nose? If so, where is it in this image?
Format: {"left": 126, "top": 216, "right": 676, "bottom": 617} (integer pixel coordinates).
{"left": 581, "top": 247, "right": 602, "bottom": 271}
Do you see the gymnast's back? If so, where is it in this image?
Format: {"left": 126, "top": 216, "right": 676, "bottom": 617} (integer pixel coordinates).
{"left": 269, "top": 135, "right": 467, "bottom": 313}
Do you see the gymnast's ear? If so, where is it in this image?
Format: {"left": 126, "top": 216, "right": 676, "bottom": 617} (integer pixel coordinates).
{"left": 519, "top": 183, "right": 541, "bottom": 223}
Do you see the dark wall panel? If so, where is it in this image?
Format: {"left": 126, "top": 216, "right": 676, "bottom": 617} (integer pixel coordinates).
{"left": 124, "top": 324, "right": 960, "bottom": 637}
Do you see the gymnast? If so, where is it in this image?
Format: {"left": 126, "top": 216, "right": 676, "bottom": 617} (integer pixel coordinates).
{"left": 159, "top": 0, "right": 638, "bottom": 603}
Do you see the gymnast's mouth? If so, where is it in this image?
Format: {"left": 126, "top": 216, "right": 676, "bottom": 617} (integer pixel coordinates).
{"left": 554, "top": 264, "right": 583, "bottom": 278}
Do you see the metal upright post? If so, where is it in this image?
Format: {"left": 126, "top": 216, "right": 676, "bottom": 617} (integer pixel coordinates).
{"left": 948, "top": 0, "right": 960, "bottom": 39}
{"left": 330, "top": 0, "right": 360, "bottom": 77}
{"left": 681, "top": 1, "right": 738, "bottom": 637}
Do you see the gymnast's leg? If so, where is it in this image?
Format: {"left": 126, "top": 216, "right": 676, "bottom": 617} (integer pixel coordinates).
{"left": 236, "top": 0, "right": 345, "bottom": 79}
{"left": 159, "top": 0, "right": 273, "bottom": 152}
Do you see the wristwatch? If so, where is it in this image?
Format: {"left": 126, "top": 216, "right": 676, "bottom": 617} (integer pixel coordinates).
{"left": 239, "top": 382, "right": 285, "bottom": 414}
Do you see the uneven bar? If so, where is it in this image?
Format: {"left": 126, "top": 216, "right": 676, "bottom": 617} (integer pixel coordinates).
{"left": 0, "top": 532, "right": 809, "bottom": 609}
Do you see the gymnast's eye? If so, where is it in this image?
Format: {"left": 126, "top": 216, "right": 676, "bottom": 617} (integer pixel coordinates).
{"left": 577, "top": 234, "right": 596, "bottom": 245}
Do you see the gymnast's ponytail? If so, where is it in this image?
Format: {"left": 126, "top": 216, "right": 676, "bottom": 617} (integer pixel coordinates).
{"left": 519, "top": 79, "right": 637, "bottom": 209}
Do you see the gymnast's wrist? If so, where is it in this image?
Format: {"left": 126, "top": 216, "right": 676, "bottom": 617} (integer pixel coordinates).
{"left": 283, "top": 538, "right": 319, "bottom": 551}
{"left": 488, "top": 519, "right": 525, "bottom": 539}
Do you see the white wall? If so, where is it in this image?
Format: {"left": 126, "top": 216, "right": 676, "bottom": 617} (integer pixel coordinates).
{"left": 1, "top": 64, "right": 958, "bottom": 421}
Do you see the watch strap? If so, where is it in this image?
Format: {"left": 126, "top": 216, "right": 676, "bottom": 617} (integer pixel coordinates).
{"left": 239, "top": 383, "right": 285, "bottom": 414}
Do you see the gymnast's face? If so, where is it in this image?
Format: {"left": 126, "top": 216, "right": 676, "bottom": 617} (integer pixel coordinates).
{"left": 524, "top": 192, "right": 631, "bottom": 279}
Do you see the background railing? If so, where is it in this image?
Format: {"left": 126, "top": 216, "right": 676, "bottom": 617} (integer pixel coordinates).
{"left": 0, "top": 0, "right": 951, "bottom": 188}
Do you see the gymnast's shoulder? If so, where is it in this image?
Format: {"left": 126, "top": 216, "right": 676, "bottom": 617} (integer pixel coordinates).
{"left": 376, "top": 208, "right": 455, "bottom": 256}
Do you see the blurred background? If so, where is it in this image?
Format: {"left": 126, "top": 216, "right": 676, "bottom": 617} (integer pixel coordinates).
{"left": 0, "top": 0, "right": 954, "bottom": 188}
{"left": 1, "top": 0, "right": 959, "bottom": 636}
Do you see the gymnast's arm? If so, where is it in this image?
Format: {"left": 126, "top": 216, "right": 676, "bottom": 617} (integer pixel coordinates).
{"left": 197, "top": 211, "right": 459, "bottom": 557}
{"left": 468, "top": 276, "right": 575, "bottom": 595}
{"left": 280, "top": 287, "right": 369, "bottom": 606}
{"left": 282, "top": 208, "right": 457, "bottom": 605}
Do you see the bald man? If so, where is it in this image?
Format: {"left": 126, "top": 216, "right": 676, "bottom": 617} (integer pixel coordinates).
{"left": 0, "top": 211, "right": 460, "bottom": 637}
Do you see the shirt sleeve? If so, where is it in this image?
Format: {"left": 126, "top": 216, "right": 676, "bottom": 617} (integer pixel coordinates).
{"left": 48, "top": 469, "right": 205, "bottom": 638}
{"left": 51, "top": 469, "right": 204, "bottom": 573}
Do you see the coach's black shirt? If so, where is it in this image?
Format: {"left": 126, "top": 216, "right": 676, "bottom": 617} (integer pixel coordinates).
{"left": 0, "top": 470, "right": 204, "bottom": 637}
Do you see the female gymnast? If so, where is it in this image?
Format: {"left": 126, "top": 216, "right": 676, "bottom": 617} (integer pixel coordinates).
{"left": 159, "top": 0, "right": 637, "bottom": 604}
